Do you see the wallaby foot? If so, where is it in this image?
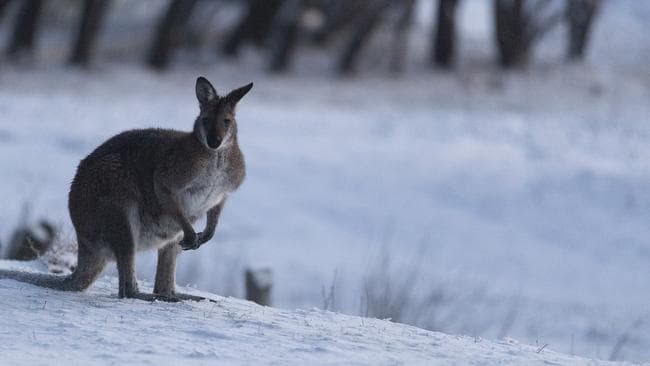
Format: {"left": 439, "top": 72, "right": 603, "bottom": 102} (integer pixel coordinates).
{"left": 149, "top": 291, "right": 213, "bottom": 302}
{"left": 174, "top": 292, "right": 212, "bottom": 302}
{"left": 121, "top": 291, "right": 159, "bottom": 302}
{"left": 116, "top": 290, "right": 184, "bottom": 302}
{"left": 151, "top": 293, "right": 182, "bottom": 302}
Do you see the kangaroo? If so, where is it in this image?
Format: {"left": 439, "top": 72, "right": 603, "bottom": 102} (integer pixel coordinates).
{"left": 0, "top": 77, "right": 252, "bottom": 301}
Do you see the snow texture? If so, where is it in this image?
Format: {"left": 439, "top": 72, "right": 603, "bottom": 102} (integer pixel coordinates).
{"left": 0, "top": 0, "right": 649, "bottom": 364}
{"left": 0, "top": 260, "right": 633, "bottom": 366}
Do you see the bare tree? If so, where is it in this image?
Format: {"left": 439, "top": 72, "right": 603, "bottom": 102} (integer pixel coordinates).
{"left": 312, "top": 0, "right": 372, "bottom": 45}
{"left": 432, "top": 0, "right": 459, "bottom": 68}
{"left": 6, "top": 0, "right": 43, "bottom": 59}
{"left": 494, "top": 0, "right": 527, "bottom": 67}
{"left": 337, "top": 0, "right": 391, "bottom": 75}
{"left": 566, "top": 0, "right": 600, "bottom": 60}
{"left": 147, "top": 0, "right": 199, "bottom": 70}
{"left": 69, "top": 0, "right": 111, "bottom": 67}
{"left": 267, "top": 0, "right": 305, "bottom": 72}
{"left": 389, "top": 0, "right": 415, "bottom": 73}
{"left": 493, "top": 0, "right": 563, "bottom": 68}
{"left": 0, "top": 0, "right": 13, "bottom": 21}
{"left": 221, "top": 0, "right": 284, "bottom": 56}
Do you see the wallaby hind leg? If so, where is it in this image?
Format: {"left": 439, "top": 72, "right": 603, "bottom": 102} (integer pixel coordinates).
{"left": 154, "top": 243, "right": 208, "bottom": 302}
{"left": 103, "top": 212, "right": 156, "bottom": 301}
{"left": 115, "top": 244, "right": 144, "bottom": 299}
{"left": 154, "top": 243, "right": 180, "bottom": 297}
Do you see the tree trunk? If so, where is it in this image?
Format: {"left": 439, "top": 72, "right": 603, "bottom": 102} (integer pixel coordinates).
{"left": 566, "top": 0, "right": 600, "bottom": 60}
{"left": 267, "top": 0, "right": 304, "bottom": 72}
{"left": 494, "top": 0, "right": 564, "bottom": 68}
{"left": 337, "top": 0, "right": 391, "bottom": 75}
{"left": 494, "top": 0, "right": 529, "bottom": 68}
{"left": 312, "top": 0, "right": 371, "bottom": 45}
{"left": 432, "top": 0, "right": 459, "bottom": 68}
{"left": 69, "top": 0, "right": 110, "bottom": 67}
{"left": 0, "top": 0, "right": 13, "bottom": 21}
{"left": 221, "top": 0, "right": 284, "bottom": 56}
{"left": 147, "top": 0, "right": 199, "bottom": 70}
{"left": 245, "top": 268, "right": 272, "bottom": 306}
{"left": 6, "top": 0, "right": 43, "bottom": 59}
{"left": 390, "top": 0, "right": 415, "bottom": 73}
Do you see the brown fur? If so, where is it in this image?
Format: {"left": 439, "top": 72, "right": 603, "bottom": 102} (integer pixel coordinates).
{"left": 0, "top": 77, "right": 252, "bottom": 301}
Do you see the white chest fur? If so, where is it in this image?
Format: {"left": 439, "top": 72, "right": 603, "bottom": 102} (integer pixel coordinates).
{"left": 181, "top": 186, "right": 226, "bottom": 221}
{"left": 180, "top": 163, "right": 229, "bottom": 221}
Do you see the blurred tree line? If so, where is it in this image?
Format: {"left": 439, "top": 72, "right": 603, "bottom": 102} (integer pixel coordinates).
{"left": 0, "top": 0, "right": 601, "bottom": 74}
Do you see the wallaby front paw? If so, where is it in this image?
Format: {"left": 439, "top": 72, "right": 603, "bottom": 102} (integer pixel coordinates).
{"left": 179, "top": 232, "right": 200, "bottom": 250}
{"left": 180, "top": 231, "right": 211, "bottom": 250}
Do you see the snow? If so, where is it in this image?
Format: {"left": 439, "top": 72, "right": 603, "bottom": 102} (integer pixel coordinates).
{"left": 0, "top": 260, "right": 632, "bottom": 366}
{"left": 1, "top": 0, "right": 649, "bottom": 364}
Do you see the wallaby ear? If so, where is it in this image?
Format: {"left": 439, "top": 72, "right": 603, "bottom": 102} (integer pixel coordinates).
{"left": 196, "top": 76, "right": 218, "bottom": 105}
{"left": 225, "top": 82, "right": 254, "bottom": 105}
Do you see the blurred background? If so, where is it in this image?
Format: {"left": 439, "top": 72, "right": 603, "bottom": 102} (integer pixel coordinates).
{"left": 0, "top": 0, "right": 648, "bottom": 362}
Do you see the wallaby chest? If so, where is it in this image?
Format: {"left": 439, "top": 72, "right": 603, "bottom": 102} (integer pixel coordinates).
{"left": 179, "top": 154, "right": 231, "bottom": 220}
{"left": 131, "top": 157, "right": 228, "bottom": 251}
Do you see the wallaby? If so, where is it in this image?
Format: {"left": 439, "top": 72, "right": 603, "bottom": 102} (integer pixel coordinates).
{"left": 0, "top": 77, "right": 251, "bottom": 301}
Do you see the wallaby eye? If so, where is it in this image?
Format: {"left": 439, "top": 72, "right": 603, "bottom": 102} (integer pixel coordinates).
{"left": 223, "top": 119, "right": 232, "bottom": 126}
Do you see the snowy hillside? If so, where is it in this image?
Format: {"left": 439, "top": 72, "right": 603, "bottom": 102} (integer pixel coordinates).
{"left": 2, "top": 61, "right": 650, "bottom": 361}
{"left": 0, "top": 261, "right": 633, "bottom": 366}
{"left": 1, "top": 0, "right": 649, "bottom": 364}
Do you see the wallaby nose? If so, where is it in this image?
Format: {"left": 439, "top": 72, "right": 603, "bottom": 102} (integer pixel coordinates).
{"left": 206, "top": 133, "right": 222, "bottom": 149}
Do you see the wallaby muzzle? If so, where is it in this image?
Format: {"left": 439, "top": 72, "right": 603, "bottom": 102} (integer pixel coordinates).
{"left": 204, "top": 121, "right": 226, "bottom": 149}
{"left": 206, "top": 132, "right": 222, "bottom": 149}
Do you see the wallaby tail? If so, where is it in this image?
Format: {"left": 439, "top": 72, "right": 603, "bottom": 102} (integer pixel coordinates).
{"left": 0, "top": 253, "right": 106, "bottom": 292}
{"left": 0, "top": 269, "right": 73, "bottom": 290}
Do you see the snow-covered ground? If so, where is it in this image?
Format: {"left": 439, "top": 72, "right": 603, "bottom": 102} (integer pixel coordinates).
{"left": 1, "top": 0, "right": 649, "bottom": 364}
{"left": 0, "top": 260, "right": 636, "bottom": 366}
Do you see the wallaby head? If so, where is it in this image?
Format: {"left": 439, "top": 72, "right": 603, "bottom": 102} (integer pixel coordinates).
{"left": 194, "top": 77, "right": 253, "bottom": 150}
